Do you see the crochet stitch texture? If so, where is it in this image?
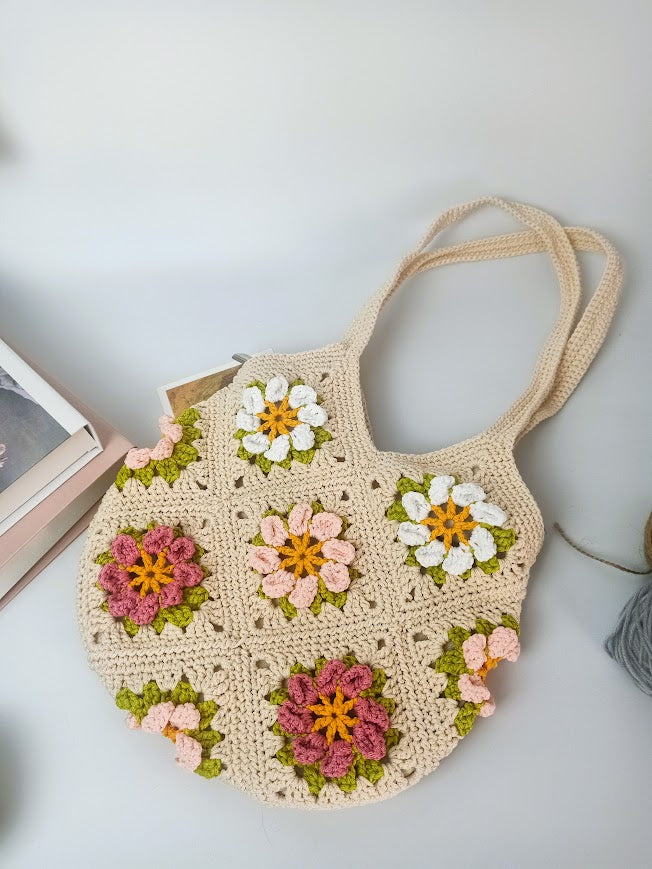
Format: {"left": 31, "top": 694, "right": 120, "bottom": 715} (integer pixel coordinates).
{"left": 78, "top": 197, "right": 622, "bottom": 807}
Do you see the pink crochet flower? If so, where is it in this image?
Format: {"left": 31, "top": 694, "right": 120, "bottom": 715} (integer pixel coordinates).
{"left": 458, "top": 673, "right": 492, "bottom": 704}
{"left": 487, "top": 626, "right": 520, "bottom": 662}
{"left": 134, "top": 701, "right": 203, "bottom": 772}
{"left": 98, "top": 526, "right": 206, "bottom": 627}
{"left": 462, "top": 632, "right": 487, "bottom": 671}
{"left": 250, "top": 504, "right": 357, "bottom": 612}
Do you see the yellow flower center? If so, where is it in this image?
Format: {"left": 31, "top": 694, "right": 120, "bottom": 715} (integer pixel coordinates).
{"left": 276, "top": 530, "right": 327, "bottom": 579}
{"left": 420, "top": 496, "right": 478, "bottom": 549}
{"left": 127, "top": 549, "right": 175, "bottom": 597}
{"left": 308, "top": 686, "right": 359, "bottom": 744}
{"left": 257, "top": 395, "right": 300, "bottom": 441}
{"left": 161, "top": 723, "right": 179, "bottom": 742}
{"left": 477, "top": 654, "right": 500, "bottom": 680}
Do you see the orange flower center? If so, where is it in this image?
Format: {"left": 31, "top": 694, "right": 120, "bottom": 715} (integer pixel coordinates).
{"left": 276, "top": 531, "right": 327, "bottom": 579}
{"left": 161, "top": 723, "right": 179, "bottom": 742}
{"left": 477, "top": 655, "right": 500, "bottom": 680}
{"left": 308, "top": 686, "right": 359, "bottom": 744}
{"left": 420, "top": 496, "right": 478, "bottom": 549}
{"left": 127, "top": 549, "right": 175, "bottom": 597}
{"left": 257, "top": 395, "right": 300, "bottom": 440}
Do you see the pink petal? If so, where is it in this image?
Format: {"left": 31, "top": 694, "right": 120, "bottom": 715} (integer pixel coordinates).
{"left": 355, "top": 697, "right": 389, "bottom": 731}
{"left": 150, "top": 437, "right": 174, "bottom": 460}
{"left": 260, "top": 515, "right": 288, "bottom": 547}
{"left": 315, "top": 659, "right": 347, "bottom": 695}
{"left": 287, "top": 502, "right": 313, "bottom": 536}
{"left": 352, "top": 722, "right": 386, "bottom": 760}
{"left": 247, "top": 546, "right": 281, "bottom": 575}
{"left": 320, "top": 740, "right": 354, "bottom": 778}
{"left": 339, "top": 664, "right": 373, "bottom": 698}
{"left": 288, "top": 575, "right": 318, "bottom": 609}
{"left": 292, "top": 732, "right": 328, "bottom": 765}
{"left": 261, "top": 569, "right": 296, "bottom": 599}
{"left": 277, "top": 700, "right": 314, "bottom": 735}
{"left": 126, "top": 714, "right": 140, "bottom": 730}
{"left": 166, "top": 536, "right": 196, "bottom": 563}
{"left": 124, "top": 447, "right": 152, "bottom": 470}
{"left": 458, "top": 673, "right": 491, "bottom": 703}
{"left": 129, "top": 592, "right": 161, "bottom": 625}
{"left": 487, "top": 626, "right": 520, "bottom": 662}
{"left": 319, "top": 561, "right": 351, "bottom": 593}
{"left": 107, "top": 586, "right": 140, "bottom": 618}
{"left": 159, "top": 416, "right": 183, "bottom": 444}
{"left": 320, "top": 539, "right": 355, "bottom": 565}
{"left": 142, "top": 525, "right": 175, "bottom": 555}
{"left": 288, "top": 673, "right": 319, "bottom": 706}
{"left": 175, "top": 732, "right": 203, "bottom": 771}
{"left": 110, "top": 534, "right": 141, "bottom": 567}
{"left": 169, "top": 702, "right": 201, "bottom": 730}
{"left": 462, "top": 633, "right": 488, "bottom": 671}
{"left": 141, "top": 701, "right": 175, "bottom": 733}
{"left": 98, "top": 563, "right": 130, "bottom": 593}
{"left": 173, "top": 562, "right": 203, "bottom": 587}
{"left": 478, "top": 699, "right": 496, "bottom": 717}
{"left": 159, "top": 579, "right": 184, "bottom": 607}
{"left": 309, "top": 512, "right": 343, "bottom": 541}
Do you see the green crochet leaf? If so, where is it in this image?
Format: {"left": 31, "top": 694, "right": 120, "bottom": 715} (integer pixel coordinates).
{"left": 312, "top": 426, "right": 332, "bottom": 447}
{"left": 309, "top": 594, "right": 322, "bottom": 615}
{"left": 183, "top": 585, "right": 209, "bottom": 609}
{"left": 475, "top": 618, "right": 496, "bottom": 637}
{"left": 454, "top": 702, "right": 481, "bottom": 737}
{"left": 426, "top": 565, "right": 448, "bottom": 585}
{"left": 434, "top": 650, "right": 467, "bottom": 675}
{"left": 251, "top": 532, "right": 265, "bottom": 546}
{"left": 356, "top": 757, "right": 384, "bottom": 785}
{"left": 171, "top": 681, "right": 198, "bottom": 705}
{"left": 195, "top": 758, "right": 221, "bottom": 779}
{"left": 161, "top": 603, "right": 193, "bottom": 629}
{"left": 271, "top": 720, "right": 285, "bottom": 737}
{"left": 279, "top": 597, "right": 298, "bottom": 619}
{"left": 237, "top": 444, "right": 252, "bottom": 461}
{"left": 311, "top": 501, "right": 325, "bottom": 514}
{"left": 501, "top": 613, "right": 520, "bottom": 634}
{"left": 180, "top": 425, "right": 200, "bottom": 445}
{"left": 290, "top": 662, "right": 311, "bottom": 676}
{"left": 288, "top": 378, "right": 304, "bottom": 388}
{"left": 233, "top": 428, "right": 250, "bottom": 440}
{"left": 397, "top": 477, "right": 427, "bottom": 496}
{"left": 150, "top": 613, "right": 166, "bottom": 634}
{"left": 255, "top": 454, "right": 273, "bottom": 474}
{"left": 291, "top": 448, "right": 314, "bottom": 465}
{"left": 377, "top": 696, "right": 396, "bottom": 715}
{"left": 314, "top": 657, "right": 328, "bottom": 675}
{"left": 142, "top": 680, "right": 162, "bottom": 707}
{"left": 386, "top": 501, "right": 409, "bottom": 522}
{"left": 99, "top": 600, "right": 109, "bottom": 612}
{"left": 318, "top": 579, "right": 347, "bottom": 609}
{"left": 187, "top": 729, "right": 222, "bottom": 750}
{"left": 133, "top": 464, "right": 155, "bottom": 487}
{"left": 95, "top": 551, "right": 114, "bottom": 566}
{"left": 334, "top": 767, "right": 358, "bottom": 793}
{"left": 369, "top": 668, "right": 387, "bottom": 695}
{"left": 155, "top": 458, "right": 181, "bottom": 485}
{"left": 123, "top": 617, "right": 139, "bottom": 638}
{"left": 276, "top": 744, "right": 296, "bottom": 766}
{"left": 486, "top": 525, "right": 517, "bottom": 552}
{"left": 115, "top": 465, "right": 132, "bottom": 490}
{"left": 269, "top": 687, "right": 289, "bottom": 705}
{"left": 385, "top": 727, "right": 401, "bottom": 750}
{"left": 341, "top": 653, "right": 358, "bottom": 669}
{"left": 176, "top": 407, "right": 201, "bottom": 426}
{"left": 115, "top": 688, "right": 148, "bottom": 722}
{"left": 459, "top": 569, "right": 472, "bottom": 579}
{"left": 443, "top": 676, "right": 462, "bottom": 702}
{"left": 404, "top": 550, "right": 419, "bottom": 567}
{"left": 118, "top": 526, "right": 145, "bottom": 544}
{"left": 247, "top": 379, "right": 267, "bottom": 392}
{"left": 302, "top": 764, "right": 326, "bottom": 795}
{"left": 172, "top": 442, "right": 199, "bottom": 466}
{"left": 276, "top": 456, "right": 292, "bottom": 469}
{"left": 477, "top": 556, "right": 500, "bottom": 575}
{"left": 197, "top": 700, "right": 218, "bottom": 729}
{"left": 257, "top": 585, "right": 268, "bottom": 600}
{"left": 448, "top": 626, "right": 472, "bottom": 646}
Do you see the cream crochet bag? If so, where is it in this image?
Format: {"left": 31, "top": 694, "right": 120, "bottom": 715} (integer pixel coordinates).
{"left": 78, "top": 197, "right": 622, "bottom": 807}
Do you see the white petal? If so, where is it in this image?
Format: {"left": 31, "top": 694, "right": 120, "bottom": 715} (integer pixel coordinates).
{"left": 288, "top": 384, "right": 317, "bottom": 408}
{"left": 401, "top": 491, "right": 430, "bottom": 521}
{"left": 428, "top": 475, "right": 455, "bottom": 505}
{"left": 442, "top": 545, "right": 474, "bottom": 575}
{"left": 236, "top": 409, "right": 258, "bottom": 432}
{"left": 290, "top": 423, "right": 315, "bottom": 451}
{"left": 469, "top": 501, "right": 507, "bottom": 527}
{"left": 297, "top": 402, "right": 327, "bottom": 427}
{"left": 469, "top": 526, "right": 497, "bottom": 562}
{"left": 415, "top": 540, "right": 446, "bottom": 567}
{"left": 264, "top": 375, "right": 289, "bottom": 403}
{"left": 264, "top": 434, "right": 290, "bottom": 462}
{"left": 451, "top": 482, "right": 486, "bottom": 507}
{"left": 242, "top": 432, "right": 270, "bottom": 454}
{"left": 242, "top": 386, "right": 265, "bottom": 415}
{"left": 397, "top": 522, "right": 430, "bottom": 546}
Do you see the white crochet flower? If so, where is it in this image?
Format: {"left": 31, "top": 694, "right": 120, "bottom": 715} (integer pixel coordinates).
{"left": 237, "top": 375, "right": 329, "bottom": 466}
{"left": 393, "top": 475, "right": 509, "bottom": 577}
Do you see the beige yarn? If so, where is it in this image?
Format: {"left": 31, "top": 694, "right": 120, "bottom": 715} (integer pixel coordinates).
{"left": 77, "top": 197, "right": 623, "bottom": 807}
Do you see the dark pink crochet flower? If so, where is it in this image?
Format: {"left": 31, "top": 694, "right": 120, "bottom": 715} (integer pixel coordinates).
{"left": 142, "top": 525, "right": 175, "bottom": 554}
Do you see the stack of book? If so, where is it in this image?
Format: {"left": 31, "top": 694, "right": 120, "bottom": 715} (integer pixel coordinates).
{"left": 0, "top": 340, "right": 132, "bottom": 607}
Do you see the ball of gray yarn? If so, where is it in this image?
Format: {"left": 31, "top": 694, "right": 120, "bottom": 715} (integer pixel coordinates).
{"left": 605, "top": 583, "right": 652, "bottom": 696}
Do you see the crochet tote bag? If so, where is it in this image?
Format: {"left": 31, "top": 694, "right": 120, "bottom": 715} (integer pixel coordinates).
{"left": 78, "top": 197, "right": 622, "bottom": 807}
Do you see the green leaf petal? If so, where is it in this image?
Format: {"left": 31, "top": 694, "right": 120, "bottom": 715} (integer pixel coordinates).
{"left": 475, "top": 618, "right": 495, "bottom": 637}
{"left": 269, "top": 687, "right": 289, "bottom": 705}
{"left": 309, "top": 594, "right": 322, "bottom": 615}
{"left": 142, "top": 681, "right": 161, "bottom": 707}
{"left": 377, "top": 696, "right": 396, "bottom": 715}
{"left": 247, "top": 379, "right": 267, "bottom": 391}
{"left": 454, "top": 702, "right": 481, "bottom": 736}
{"left": 319, "top": 583, "right": 347, "bottom": 609}
{"left": 118, "top": 526, "right": 144, "bottom": 544}
{"left": 290, "top": 662, "right": 311, "bottom": 676}
{"left": 448, "top": 626, "right": 472, "bottom": 646}
{"left": 151, "top": 613, "right": 166, "bottom": 634}
{"left": 237, "top": 444, "right": 252, "bottom": 461}
{"left": 95, "top": 551, "right": 114, "bottom": 566}
{"left": 311, "top": 501, "right": 325, "bottom": 514}
{"left": 369, "top": 668, "right": 387, "bottom": 695}
{"left": 476, "top": 556, "right": 500, "bottom": 575}
{"left": 386, "top": 501, "right": 409, "bottom": 522}
{"left": 194, "top": 757, "right": 221, "bottom": 779}
{"left": 404, "top": 550, "right": 419, "bottom": 567}
{"left": 197, "top": 700, "right": 218, "bottom": 729}
{"left": 186, "top": 729, "right": 222, "bottom": 750}
{"left": 155, "top": 458, "right": 181, "bottom": 485}
{"left": 291, "top": 448, "right": 314, "bottom": 465}
{"left": 314, "top": 657, "right": 328, "bottom": 676}
{"left": 488, "top": 526, "right": 517, "bottom": 552}
{"left": 122, "top": 617, "right": 139, "bottom": 637}
{"left": 276, "top": 456, "right": 292, "bottom": 469}
{"left": 115, "top": 465, "right": 132, "bottom": 490}
{"left": 251, "top": 532, "right": 265, "bottom": 546}
{"left": 133, "top": 464, "right": 155, "bottom": 487}
{"left": 99, "top": 601, "right": 109, "bottom": 612}
{"left": 172, "top": 442, "right": 198, "bottom": 466}
{"left": 175, "top": 407, "right": 200, "bottom": 426}
{"left": 233, "top": 428, "right": 250, "bottom": 440}
{"left": 171, "top": 681, "right": 198, "bottom": 705}
{"left": 279, "top": 597, "right": 298, "bottom": 619}
{"left": 276, "top": 744, "right": 296, "bottom": 766}
{"left": 183, "top": 585, "right": 209, "bottom": 609}
{"left": 397, "top": 477, "right": 427, "bottom": 496}
{"left": 334, "top": 767, "right": 358, "bottom": 793}
{"left": 356, "top": 757, "right": 384, "bottom": 785}
{"left": 434, "top": 650, "right": 467, "bottom": 675}
{"left": 501, "top": 613, "right": 520, "bottom": 635}
{"left": 341, "top": 654, "right": 358, "bottom": 669}
{"left": 459, "top": 569, "right": 472, "bottom": 579}
{"left": 255, "top": 454, "right": 272, "bottom": 474}
{"left": 443, "top": 676, "right": 462, "bottom": 701}
{"left": 271, "top": 721, "right": 285, "bottom": 737}
{"left": 115, "top": 688, "right": 147, "bottom": 722}
{"left": 302, "top": 764, "right": 326, "bottom": 795}
{"left": 312, "top": 427, "right": 332, "bottom": 447}
{"left": 161, "top": 604, "right": 194, "bottom": 629}
{"left": 385, "top": 728, "right": 401, "bottom": 750}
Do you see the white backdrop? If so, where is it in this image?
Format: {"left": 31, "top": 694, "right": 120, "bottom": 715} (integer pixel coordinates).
{"left": 1, "top": 2, "right": 651, "bottom": 867}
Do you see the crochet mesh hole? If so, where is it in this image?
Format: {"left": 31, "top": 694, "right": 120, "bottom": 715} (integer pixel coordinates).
{"left": 377, "top": 638, "right": 386, "bottom": 650}
{"left": 335, "top": 456, "right": 346, "bottom": 463}
{"left": 320, "top": 372, "right": 329, "bottom": 383}
{"left": 254, "top": 617, "right": 264, "bottom": 629}
{"left": 367, "top": 599, "right": 377, "bottom": 609}
{"left": 213, "top": 664, "right": 222, "bottom": 672}
{"left": 196, "top": 480, "right": 208, "bottom": 491}
{"left": 401, "top": 767, "right": 416, "bottom": 779}
{"left": 276, "top": 789, "right": 287, "bottom": 799}
{"left": 212, "top": 622, "right": 224, "bottom": 633}
{"left": 256, "top": 659, "right": 270, "bottom": 670}
{"left": 413, "top": 632, "right": 428, "bottom": 642}
{"left": 341, "top": 490, "right": 350, "bottom": 501}
{"left": 370, "top": 480, "right": 380, "bottom": 490}
{"left": 237, "top": 510, "right": 248, "bottom": 519}
{"left": 471, "top": 466, "right": 480, "bottom": 475}
{"left": 234, "top": 476, "right": 244, "bottom": 488}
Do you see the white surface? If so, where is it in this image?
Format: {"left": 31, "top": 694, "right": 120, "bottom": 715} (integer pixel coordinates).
{"left": 1, "top": 2, "right": 651, "bottom": 867}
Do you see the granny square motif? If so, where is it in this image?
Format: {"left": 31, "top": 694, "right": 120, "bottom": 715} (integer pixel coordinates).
{"left": 78, "top": 197, "right": 622, "bottom": 807}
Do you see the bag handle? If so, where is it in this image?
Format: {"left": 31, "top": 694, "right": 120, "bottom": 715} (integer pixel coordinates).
{"left": 343, "top": 197, "right": 622, "bottom": 443}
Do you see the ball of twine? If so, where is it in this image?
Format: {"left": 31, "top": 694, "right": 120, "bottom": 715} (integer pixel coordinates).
{"left": 555, "top": 513, "right": 652, "bottom": 696}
